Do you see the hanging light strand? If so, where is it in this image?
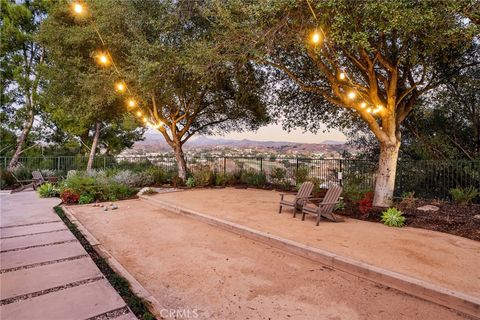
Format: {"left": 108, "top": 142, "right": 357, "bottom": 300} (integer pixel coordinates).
{"left": 70, "top": 2, "right": 164, "bottom": 128}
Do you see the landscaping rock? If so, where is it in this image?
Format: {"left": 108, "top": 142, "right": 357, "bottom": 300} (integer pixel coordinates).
{"left": 417, "top": 205, "right": 440, "bottom": 212}
{"left": 474, "top": 214, "right": 480, "bottom": 221}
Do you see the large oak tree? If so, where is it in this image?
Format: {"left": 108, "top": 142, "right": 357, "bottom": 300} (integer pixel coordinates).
{"left": 216, "top": 0, "right": 479, "bottom": 206}
{"left": 82, "top": 0, "right": 270, "bottom": 180}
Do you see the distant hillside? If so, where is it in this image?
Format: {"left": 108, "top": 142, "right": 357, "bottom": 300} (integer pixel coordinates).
{"left": 128, "top": 134, "right": 353, "bottom": 155}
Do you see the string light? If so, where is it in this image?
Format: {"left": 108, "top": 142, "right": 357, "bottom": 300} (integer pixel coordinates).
{"left": 127, "top": 99, "right": 136, "bottom": 108}
{"left": 347, "top": 91, "right": 356, "bottom": 100}
{"left": 72, "top": 2, "right": 84, "bottom": 14}
{"left": 136, "top": 111, "right": 142, "bottom": 117}
{"left": 115, "top": 82, "right": 126, "bottom": 93}
{"left": 311, "top": 30, "right": 321, "bottom": 44}
{"left": 95, "top": 52, "right": 110, "bottom": 66}
{"left": 360, "top": 102, "right": 367, "bottom": 108}
{"left": 142, "top": 117, "right": 148, "bottom": 123}
{"left": 339, "top": 72, "right": 346, "bottom": 80}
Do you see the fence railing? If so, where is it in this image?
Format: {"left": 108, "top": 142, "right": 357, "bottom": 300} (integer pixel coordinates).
{"left": 2, "top": 155, "right": 479, "bottom": 202}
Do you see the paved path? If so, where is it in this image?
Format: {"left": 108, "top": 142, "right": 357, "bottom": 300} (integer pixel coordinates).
{"left": 0, "top": 191, "right": 137, "bottom": 320}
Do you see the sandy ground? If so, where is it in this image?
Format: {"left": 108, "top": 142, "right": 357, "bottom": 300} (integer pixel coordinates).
{"left": 69, "top": 199, "right": 470, "bottom": 320}
{"left": 152, "top": 188, "right": 480, "bottom": 299}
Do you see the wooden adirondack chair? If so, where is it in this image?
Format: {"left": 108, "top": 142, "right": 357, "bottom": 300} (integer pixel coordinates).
{"left": 278, "top": 181, "right": 314, "bottom": 214}
{"left": 301, "top": 185, "right": 343, "bottom": 225}
{"left": 10, "top": 173, "right": 35, "bottom": 193}
{"left": 31, "top": 171, "right": 47, "bottom": 188}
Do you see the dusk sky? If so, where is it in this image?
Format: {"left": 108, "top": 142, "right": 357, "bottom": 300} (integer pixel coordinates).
{"left": 149, "top": 123, "right": 347, "bottom": 144}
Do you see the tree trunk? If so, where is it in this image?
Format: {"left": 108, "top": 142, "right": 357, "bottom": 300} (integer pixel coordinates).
{"left": 373, "top": 141, "right": 401, "bottom": 207}
{"left": 173, "top": 143, "right": 187, "bottom": 181}
{"left": 8, "top": 110, "right": 34, "bottom": 171}
{"left": 86, "top": 122, "right": 101, "bottom": 171}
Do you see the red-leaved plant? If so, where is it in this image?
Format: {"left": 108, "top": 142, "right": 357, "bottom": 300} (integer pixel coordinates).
{"left": 60, "top": 189, "right": 80, "bottom": 204}
{"left": 358, "top": 192, "right": 374, "bottom": 216}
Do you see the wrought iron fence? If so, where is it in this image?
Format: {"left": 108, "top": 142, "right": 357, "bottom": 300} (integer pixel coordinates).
{"left": 1, "top": 155, "right": 479, "bottom": 202}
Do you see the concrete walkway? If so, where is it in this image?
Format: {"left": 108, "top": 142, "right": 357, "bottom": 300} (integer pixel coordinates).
{"left": 0, "top": 191, "right": 137, "bottom": 320}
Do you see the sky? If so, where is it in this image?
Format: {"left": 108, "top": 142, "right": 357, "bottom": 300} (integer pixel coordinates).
{"left": 148, "top": 123, "right": 347, "bottom": 144}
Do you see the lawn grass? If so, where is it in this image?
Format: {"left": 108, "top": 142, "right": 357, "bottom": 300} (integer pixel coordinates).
{"left": 54, "top": 206, "right": 156, "bottom": 320}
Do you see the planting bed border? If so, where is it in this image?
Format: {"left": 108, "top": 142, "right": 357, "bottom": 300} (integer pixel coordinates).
{"left": 56, "top": 206, "right": 159, "bottom": 320}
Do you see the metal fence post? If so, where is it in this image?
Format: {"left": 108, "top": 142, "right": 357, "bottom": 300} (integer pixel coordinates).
{"left": 295, "top": 158, "right": 299, "bottom": 185}
{"left": 223, "top": 157, "right": 226, "bottom": 175}
{"left": 103, "top": 157, "right": 106, "bottom": 170}
{"left": 260, "top": 157, "right": 263, "bottom": 173}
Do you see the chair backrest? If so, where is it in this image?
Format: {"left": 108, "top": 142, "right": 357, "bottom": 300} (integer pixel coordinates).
{"left": 319, "top": 185, "right": 343, "bottom": 214}
{"left": 32, "top": 171, "right": 45, "bottom": 183}
{"left": 296, "top": 181, "right": 314, "bottom": 202}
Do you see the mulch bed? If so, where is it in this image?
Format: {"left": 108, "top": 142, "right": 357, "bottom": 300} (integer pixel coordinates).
{"left": 338, "top": 199, "right": 480, "bottom": 241}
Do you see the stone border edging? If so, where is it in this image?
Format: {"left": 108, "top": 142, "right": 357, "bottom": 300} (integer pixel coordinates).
{"left": 61, "top": 206, "right": 164, "bottom": 320}
{"left": 140, "top": 195, "right": 480, "bottom": 319}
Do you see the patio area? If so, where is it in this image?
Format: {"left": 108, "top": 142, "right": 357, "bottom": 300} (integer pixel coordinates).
{"left": 66, "top": 188, "right": 480, "bottom": 319}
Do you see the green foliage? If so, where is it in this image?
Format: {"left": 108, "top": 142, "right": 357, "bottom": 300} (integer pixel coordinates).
{"left": 37, "top": 182, "right": 59, "bottom": 198}
{"left": 186, "top": 177, "right": 196, "bottom": 188}
{"left": 62, "top": 170, "right": 136, "bottom": 202}
{"left": 400, "top": 191, "right": 416, "bottom": 209}
{"left": 144, "top": 166, "right": 171, "bottom": 185}
{"left": 192, "top": 166, "right": 214, "bottom": 187}
{"left": 381, "top": 208, "right": 406, "bottom": 228}
{"left": 12, "top": 167, "right": 32, "bottom": 181}
{"left": 334, "top": 199, "right": 345, "bottom": 211}
{"left": 0, "top": 169, "right": 14, "bottom": 189}
{"left": 295, "top": 165, "right": 309, "bottom": 184}
{"left": 214, "top": 173, "right": 235, "bottom": 186}
{"left": 240, "top": 170, "right": 267, "bottom": 187}
{"left": 78, "top": 194, "right": 94, "bottom": 204}
{"left": 343, "top": 175, "right": 373, "bottom": 202}
{"left": 270, "top": 167, "right": 289, "bottom": 189}
{"left": 449, "top": 186, "right": 479, "bottom": 205}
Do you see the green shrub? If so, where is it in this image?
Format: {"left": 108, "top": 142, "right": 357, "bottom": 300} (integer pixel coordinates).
{"left": 192, "top": 166, "right": 214, "bottom": 186}
{"left": 78, "top": 194, "right": 94, "bottom": 204}
{"left": 381, "top": 208, "right": 406, "bottom": 227}
{"left": 62, "top": 170, "right": 136, "bottom": 202}
{"left": 37, "top": 183, "right": 59, "bottom": 198}
{"left": 295, "top": 165, "right": 309, "bottom": 184}
{"left": 12, "top": 166, "right": 32, "bottom": 181}
{"left": 270, "top": 167, "right": 288, "bottom": 187}
{"left": 215, "top": 173, "right": 235, "bottom": 186}
{"left": 186, "top": 177, "right": 196, "bottom": 188}
{"left": 334, "top": 199, "right": 345, "bottom": 211}
{"left": 144, "top": 166, "right": 168, "bottom": 185}
{"left": 449, "top": 186, "right": 478, "bottom": 205}
{"left": 240, "top": 170, "right": 267, "bottom": 187}
{"left": 0, "top": 169, "right": 15, "bottom": 189}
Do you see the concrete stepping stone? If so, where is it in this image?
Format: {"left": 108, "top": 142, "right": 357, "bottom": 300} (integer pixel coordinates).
{"left": 114, "top": 312, "right": 138, "bottom": 320}
{"left": 0, "top": 241, "right": 86, "bottom": 271}
{"left": 0, "top": 279, "right": 126, "bottom": 320}
{"left": 0, "top": 257, "right": 102, "bottom": 301}
{"left": 0, "top": 222, "right": 66, "bottom": 238}
{"left": 0, "top": 230, "right": 76, "bottom": 252}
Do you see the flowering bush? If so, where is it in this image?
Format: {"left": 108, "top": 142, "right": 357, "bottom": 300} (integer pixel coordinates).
{"left": 358, "top": 192, "right": 374, "bottom": 215}
{"left": 60, "top": 189, "right": 80, "bottom": 204}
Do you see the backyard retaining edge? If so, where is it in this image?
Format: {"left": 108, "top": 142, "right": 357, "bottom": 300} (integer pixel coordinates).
{"left": 61, "top": 205, "right": 164, "bottom": 319}
{"left": 140, "top": 194, "right": 480, "bottom": 320}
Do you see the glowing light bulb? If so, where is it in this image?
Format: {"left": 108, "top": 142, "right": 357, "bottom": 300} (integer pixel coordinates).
{"left": 116, "top": 82, "right": 126, "bottom": 92}
{"left": 136, "top": 111, "right": 142, "bottom": 117}
{"left": 73, "top": 3, "right": 83, "bottom": 14}
{"left": 360, "top": 102, "right": 367, "bottom": 108}
{"left": 347, "top": 91, "right": 356, "bottom": 100}
{"left": 96, "top": 52, "right": 110, "bottom": 66}
{"left": 142, "top": 117, "right": 148, "bottom": 123}
{"left": 339, "top": 72, "right": 346, "bottom": 80}
{"left": 127, "top": 99, "right": 135, "bottom": 108}
{"left": 156, "top": 121, "right": 163, "bottom": 128}
{"left": 311, "top": 31, "right": 321, "bottom": 44}
{"left": 366, "top": 107, "right": 372, "bottom": 113}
